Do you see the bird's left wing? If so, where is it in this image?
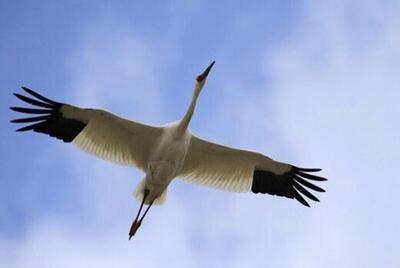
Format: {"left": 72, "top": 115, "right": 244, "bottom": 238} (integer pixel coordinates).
{"left": 10, "top": 87, "right": 162, "bottom": 171}
{"left": 177, "top": 135, "right": 326, "bottom": 206}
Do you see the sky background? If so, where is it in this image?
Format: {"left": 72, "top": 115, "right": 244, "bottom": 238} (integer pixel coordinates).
{"left": 1, "top": 0, "right": 399, "bottom": 267}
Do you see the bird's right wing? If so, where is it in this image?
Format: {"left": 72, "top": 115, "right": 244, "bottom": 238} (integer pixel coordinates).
{"left": 178, "top": 135, "right": 326, "bottom": 206}
{"left": 11, "top": 87, "right": 162, "bottom": 171}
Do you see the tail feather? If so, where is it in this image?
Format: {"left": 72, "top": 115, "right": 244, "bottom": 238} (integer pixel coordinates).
{"left": 134, "top": 180, "right": 167, "bottom": 205}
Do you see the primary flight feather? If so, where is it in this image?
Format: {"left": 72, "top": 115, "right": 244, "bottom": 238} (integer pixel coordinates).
{"left": 11, "top": 61, "right": 326, "bottom": 239}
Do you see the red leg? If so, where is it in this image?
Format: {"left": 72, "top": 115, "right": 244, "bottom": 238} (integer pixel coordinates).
{"left": 129, "top": 189, "right": 149, "bottom": 240}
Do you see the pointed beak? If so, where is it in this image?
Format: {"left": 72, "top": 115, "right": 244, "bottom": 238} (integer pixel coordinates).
{"left": 196, "top": 61, "right": 215, "bottom": 82}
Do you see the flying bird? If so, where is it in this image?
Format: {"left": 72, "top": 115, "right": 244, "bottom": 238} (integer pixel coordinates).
{"left": 10, "top": 61, "right": 326, "bottom": 239}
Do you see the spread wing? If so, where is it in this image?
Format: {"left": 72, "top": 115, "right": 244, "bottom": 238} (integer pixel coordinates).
{"left": 10, "top": 87, "right": 162, "bottom": 171}
{"left": 178, "top": 135, "right": 327, "bottom": 206}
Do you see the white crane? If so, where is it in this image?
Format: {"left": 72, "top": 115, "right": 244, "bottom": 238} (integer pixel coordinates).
{"left": 11, "top": 61, "right": 326, "bottom": 239}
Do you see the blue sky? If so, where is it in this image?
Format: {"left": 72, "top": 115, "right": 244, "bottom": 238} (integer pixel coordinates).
{"left": 1, "top": 0, "right": 399, "bottom": 267}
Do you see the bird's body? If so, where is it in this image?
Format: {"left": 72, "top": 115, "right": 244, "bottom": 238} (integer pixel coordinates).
{"left": 11, "top": 61, "right": 326, "bottom": 239}
{"left": 141, "top": 122, "right": 191, "bottom": 204}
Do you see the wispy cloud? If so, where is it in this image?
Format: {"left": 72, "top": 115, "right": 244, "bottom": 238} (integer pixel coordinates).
{"left": 2, "top": 1, "right": 400, "bottom": 267}
{"left": 1, "top": 11, "right": 196, "bottom": 268}
{"left": 262, "top": 1, "right": 400, "bottom": 267}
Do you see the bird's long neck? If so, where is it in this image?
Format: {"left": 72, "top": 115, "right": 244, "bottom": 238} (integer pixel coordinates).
{"left": 177, "top": 84, "right": 201, "bottom": 134}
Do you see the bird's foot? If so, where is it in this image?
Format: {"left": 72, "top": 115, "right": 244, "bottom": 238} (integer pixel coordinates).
{"left": 129, "top": 220, "right": 141, "bottom": 240}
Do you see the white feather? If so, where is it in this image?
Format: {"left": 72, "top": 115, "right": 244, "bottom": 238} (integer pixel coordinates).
{"left": 177, "top": 135, "right": 291, "bottom": 192}
{"left": 61, "top": 105, "right": 162, "bottom": 171}
{"left": 134, "top": 179, "right": 167, "bottom": 205}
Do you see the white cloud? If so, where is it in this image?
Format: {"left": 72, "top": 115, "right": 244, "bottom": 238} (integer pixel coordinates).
{"left": 188, "top": 1, "right": 400, "bottom": 267}
{"left": 262, "top": 1, "right": 400, "bottom": 267}
{"left": 64, "top": 24, "right": 173, "bottom": 124}
{"left": 1, "top": 12, "right": 197, "bottom": 268}
{"left": 3, "top": 1, "right": 400, "bottom": 267}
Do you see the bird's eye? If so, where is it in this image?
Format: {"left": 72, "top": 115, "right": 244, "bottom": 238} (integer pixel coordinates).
{"left": 196, "top": 76, "right": 203, "bottom": 82}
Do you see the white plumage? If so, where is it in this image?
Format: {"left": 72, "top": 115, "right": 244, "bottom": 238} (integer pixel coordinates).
{"left": 11, "top": 61, "right": 326, "bottom": 239}
{"left": 178, "top": 135, "right": 288, "bottom": 192}
{"left": 67, "top": 107, "right": 162, "bottom": 169}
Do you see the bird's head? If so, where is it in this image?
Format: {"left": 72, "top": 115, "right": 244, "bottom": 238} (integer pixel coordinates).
{"left": 195, "top": 61, "right": 215, "bottom": 91}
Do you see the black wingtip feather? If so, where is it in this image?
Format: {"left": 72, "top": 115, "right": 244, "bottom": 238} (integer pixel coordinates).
{"left": 21, "top": 86, "right": 60, "bottom": 106}
{"left": 16, "top": 122, "right": 46, "bottom": 132}
{"left": 293, "top": 166, "right": 322, "bottom": 172}
{"left": 293, "top": 189, "right": 310, "bottom": 207}
{"left": 294, "top": 175, "right": 325, "bottom": 192}
{"left": 10, "top": 107, "right": 53, "bottom": 114}
{"left": 297, "top": 171, "right": 327, "bottom": 181}
{"left": 251, "top": 165, "right": 326, "bottom": 207}
{"left": 293, "top": 181, "right": 320, "bottom": 202}
{"left": 14, "top": 93, "right": 55, "bottom": 109}
{"left": 11, "top": 115, "right": 52, "bottom": 123}
{"left": 11, "top": 87, "right": 86, "bottom": 142}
